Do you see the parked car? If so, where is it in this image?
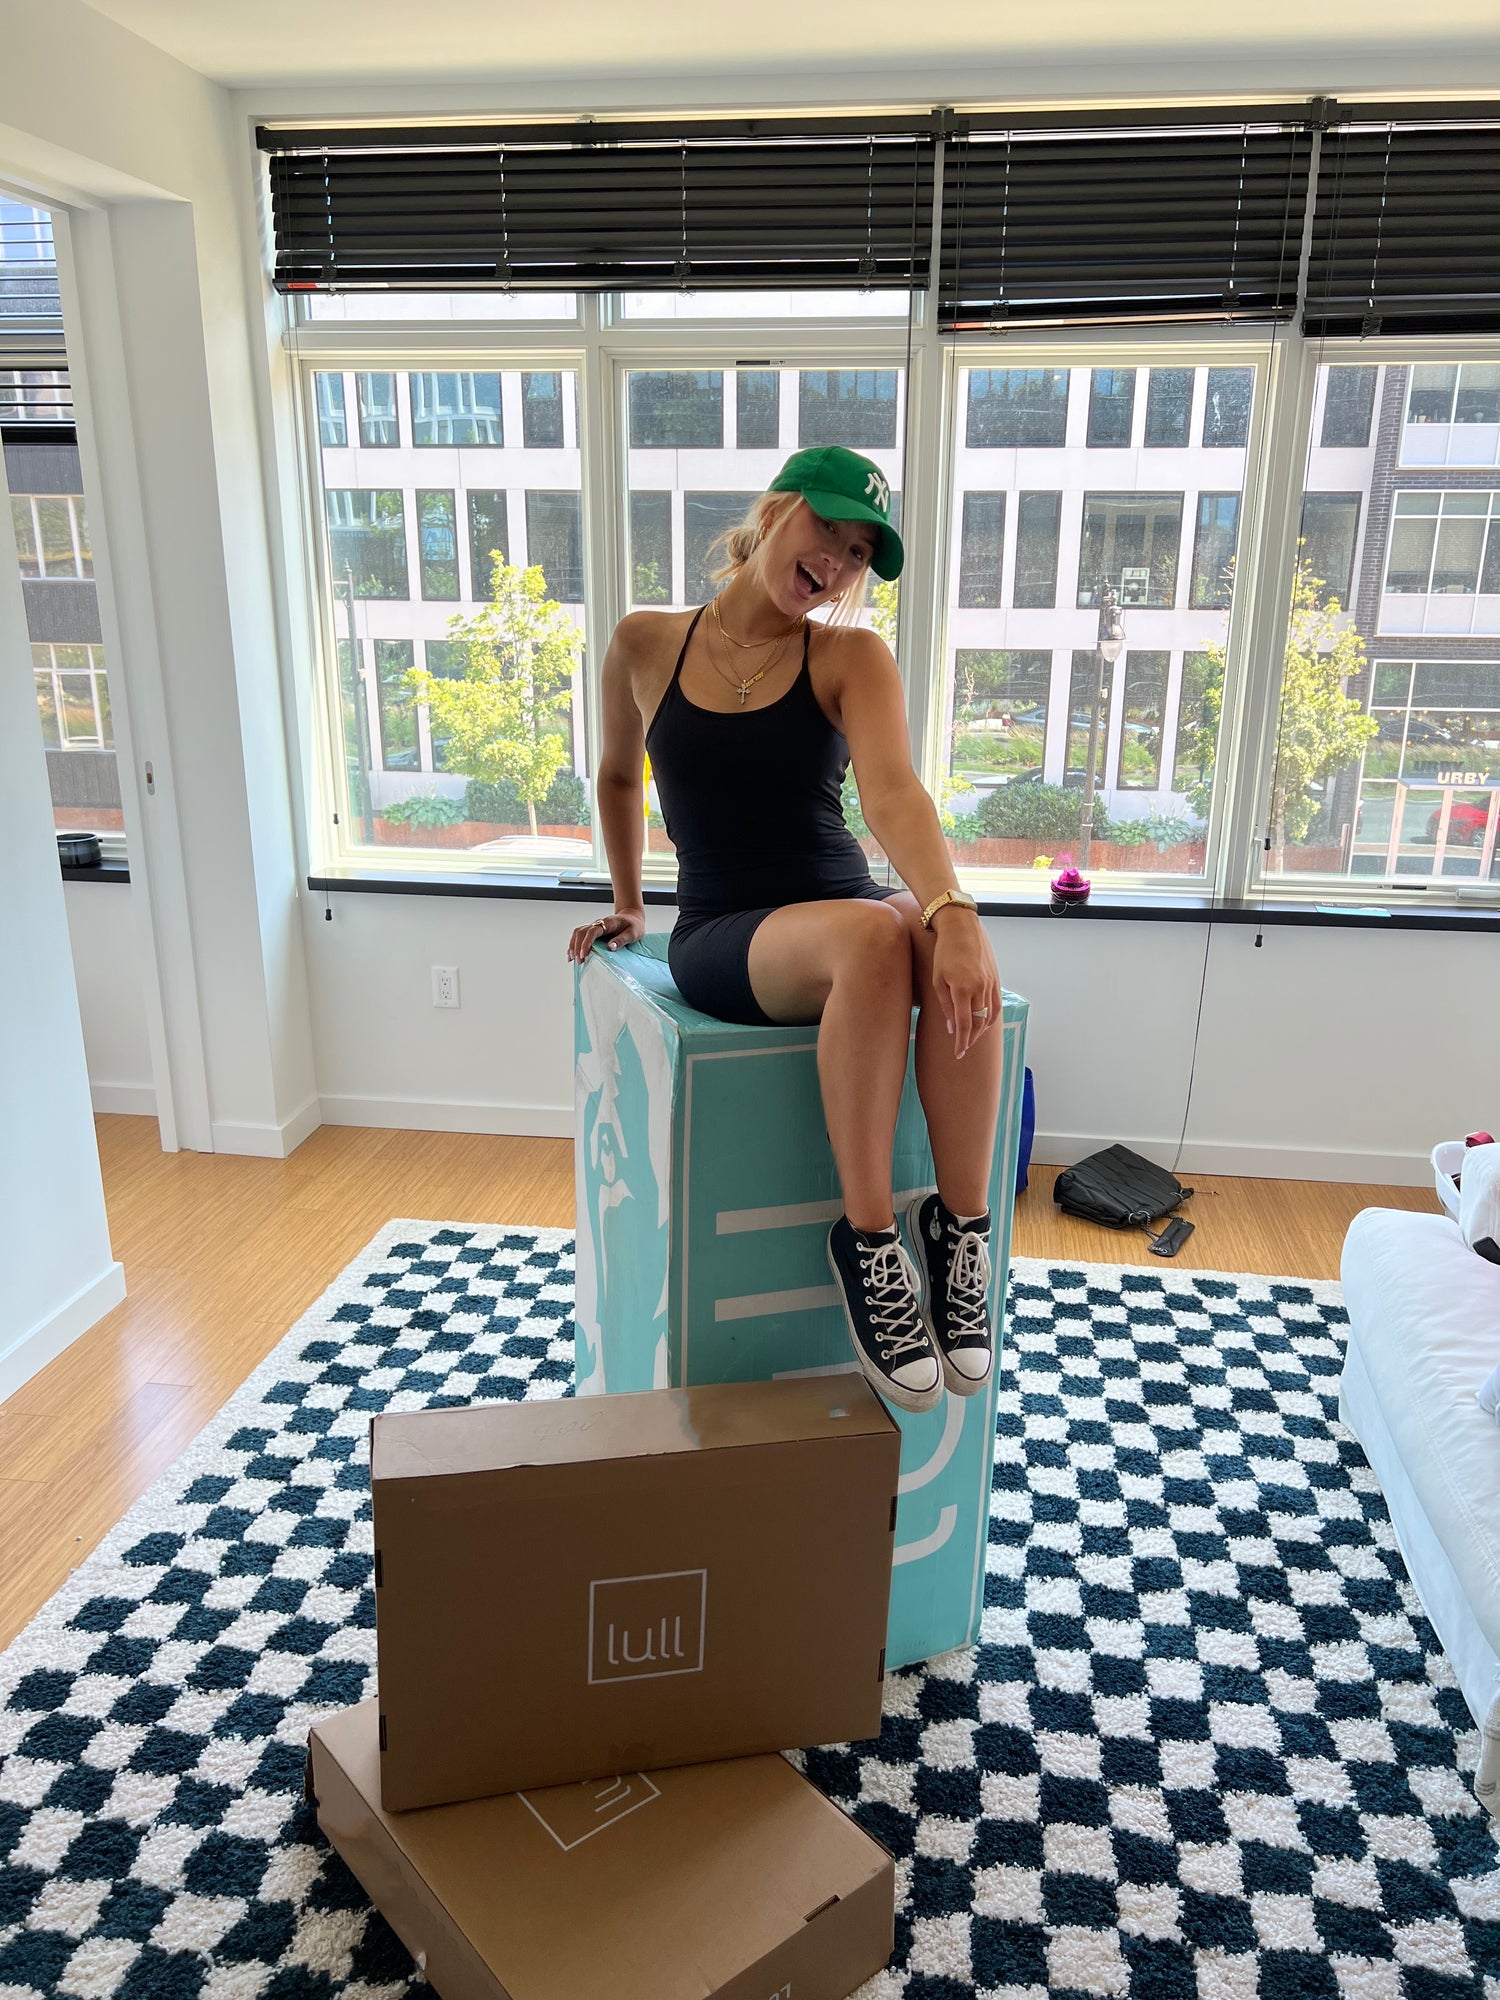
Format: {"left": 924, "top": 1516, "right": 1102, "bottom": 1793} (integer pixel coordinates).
{"left": 1427, "top": 799, "right": 1492, "bottom": 847}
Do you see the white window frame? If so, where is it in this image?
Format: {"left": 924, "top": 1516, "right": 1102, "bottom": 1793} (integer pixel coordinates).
{"left": 281, "top": 295, "right": 1500, "bottom": 908}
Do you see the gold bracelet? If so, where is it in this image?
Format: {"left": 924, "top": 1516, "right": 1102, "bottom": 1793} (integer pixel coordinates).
{"left": 919, "top": 888, "right": 980, "bottom": 929}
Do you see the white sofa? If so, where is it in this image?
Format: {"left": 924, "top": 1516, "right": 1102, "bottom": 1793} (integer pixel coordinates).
{"left": 1340, "top": 1207, "right": 1500, "bottom": 1815}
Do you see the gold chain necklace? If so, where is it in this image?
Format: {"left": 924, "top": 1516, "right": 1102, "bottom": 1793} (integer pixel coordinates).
{"left": 711, "top": 596, "right": 803, "bottom": 653}
{"left": 705, "top": 605, "right": 798, "bottom": 706}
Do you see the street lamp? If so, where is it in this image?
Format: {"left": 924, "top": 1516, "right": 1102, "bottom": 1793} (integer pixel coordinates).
{"left": 1078, "top": 581, "right": 1125, "bottom": 869}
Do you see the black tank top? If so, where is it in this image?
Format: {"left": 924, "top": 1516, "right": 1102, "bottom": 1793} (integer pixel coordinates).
{"left": 645, "top": 606, "right": 877, "bottom": 924}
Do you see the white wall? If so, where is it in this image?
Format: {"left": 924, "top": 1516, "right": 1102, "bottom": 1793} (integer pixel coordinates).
{"left": 297, "top": 892, "right": 1495, "bottom": 1185}
{"left": 64, "top": 882, "right": 155, "bottom": 1116}
{"left": 0, "top": 503, "right": 123, "bottom": 1402}
{"left": 1, "top": 0, "right": 319, "bottom": 1159}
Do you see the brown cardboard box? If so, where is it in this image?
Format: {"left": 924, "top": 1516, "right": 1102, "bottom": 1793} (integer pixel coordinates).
{"left": 372, "top": 1375, "right": 900, "bottom": 1809}
{"left": 308, "top": 1701, "right": 896, "bottom": 2000}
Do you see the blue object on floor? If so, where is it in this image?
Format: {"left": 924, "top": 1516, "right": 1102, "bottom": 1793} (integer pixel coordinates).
{"left": 1017, "top": 1065, "right": 1036, "bottom": 1194}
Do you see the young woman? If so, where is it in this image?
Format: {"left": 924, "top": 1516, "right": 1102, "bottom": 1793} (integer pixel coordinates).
{"left": 566, "top": 445, "right": 1005, "bottom": 1415}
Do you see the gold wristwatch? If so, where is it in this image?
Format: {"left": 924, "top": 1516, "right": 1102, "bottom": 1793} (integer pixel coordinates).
{"left": 919, "top": 888, "right": 980, "bottom": 929}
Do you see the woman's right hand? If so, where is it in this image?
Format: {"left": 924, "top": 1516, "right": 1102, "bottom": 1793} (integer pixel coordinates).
{"left": 565, "top": 908, "right": 646, "bottom": 964}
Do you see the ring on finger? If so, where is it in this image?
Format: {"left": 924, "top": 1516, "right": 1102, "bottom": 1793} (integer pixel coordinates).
{"left": 974, "top": 1005, "right": 990, "bottom": 1018}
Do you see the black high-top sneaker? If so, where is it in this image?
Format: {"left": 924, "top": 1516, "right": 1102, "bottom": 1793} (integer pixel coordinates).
{"left": 826, "top": 1215, "right": 943, "bottom": 1415}
{"left": 903, "top": 1193, "right": 994, "bottom": 1397}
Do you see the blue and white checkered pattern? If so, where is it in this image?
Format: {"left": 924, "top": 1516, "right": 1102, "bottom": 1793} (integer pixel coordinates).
{"left": 0, "top": 1225, "right": 1494, "bottom": 2000}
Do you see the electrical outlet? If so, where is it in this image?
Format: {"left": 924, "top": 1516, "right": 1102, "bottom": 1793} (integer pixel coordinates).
{"left": 431, "top": 965, "right": 460, "bottom": 1009}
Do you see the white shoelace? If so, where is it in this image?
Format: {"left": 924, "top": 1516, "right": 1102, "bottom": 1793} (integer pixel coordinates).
{"left": 946, "top": 1228, "right": 992, "bottom": 1336}
{"left": 859, "top": 1237, "right": 929, "bottom": 1358}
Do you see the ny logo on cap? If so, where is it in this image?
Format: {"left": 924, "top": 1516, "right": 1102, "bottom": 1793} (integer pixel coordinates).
{"left": 864, "top": 470, "right": 890, "bottom": 512}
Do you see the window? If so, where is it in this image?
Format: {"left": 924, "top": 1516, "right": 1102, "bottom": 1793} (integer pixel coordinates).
{"left": 1383, "top": 491, "right": 1500, "bottom": 597}
{"left": 1116, "top": 651, "right": 1168, "bottom": 789}
{"left": 0, "top": 369, "right": 71, "bottom": 423}
{"left": 736, "top": 369, "right": 780, "bottom": 449}
{"left": 325, "top": 490, "right": 409, "bottom": 598}
{"left": 1066, "top": 648, "right": 1115, "bottom": 780}
{"left": 1320, "top": 366, "right": 1377, "bottom": 448}
{"left": 1144, "top": 369, "right": 1193, "bottom": 448}
{"left": 685, "top": 493, "right": 757, "bottom": 602}
{"left": 629, "top": 370, "right": 723, "bottom": 448}
{"left": 1455, "top": 367, "right": 1500, "bottom": 424}
{"left": 357, "top": 372, "right": 399, "bottom": 447}
{"left": 7, "top": 432, "right": 121, "bottom": 842}
{"left": 1189, "top": 493, "right": 1240, "bottom": 610}
{"left": 950, "top": 651, "right": 1050, "bottom": 788}
{"left": 525, "top": 490, "right": 584, "bottom": 601}
{"left": 374, "top": 640, "right": 418, "bottom": 770}
{"left": 958, "top": 493, "right": 1005, "bottom": 608}
{"left": 1202, "top": 367, "right": 1252, "bottom": 447}
{"left": 33, "top": 643, "right": 111, "bottom": 748}
{"left": 521, "top": 371, "right": 565, "bottom": 448}
{"left": 417, "top": 490, "right": 459, "bottom": 600}
{"left": 1078, "top": 493, "right": 1183, "bottom": 607}
{"left": 1401, "top": 363, "right": 1500, "bottom": 467}
{"left": 1172, "top": 650, "right": 1218, "bottom": 798}
{"left": 316, "top": 372, "right": 347, "bottom": 448}
{"left": 621, "top": 289, "right": 909, "bottom": 320}
{"left": 966, "top": 368, "right": 1070, "bottom": 448}
{"left": 1349, "top": 660, "right": 1500, "bottom": 881}
{"left": 798, "top": 369, "right": 898, "bottom": 447}
{"left": 625, "top": 365, "right": 904, "bottom": 620}
{"left": 1087, "top": 368, "right": 1136, "bottom": 448}
{"left": 1299, "top": 492, "right": 1361, "bottom": 607}
{"left": 307, "top": 291, "right": 577, "bottom": 322}
{"left": 423, "top": 640, "right": 470, "bottom": 772}
{"left": 10, "top": 494, "right": 91, "bottom": 578}
{"left": 466, "top": 491, "right": 510, "bottom": 599}
{"left": 1013, "top": 492, "right": 1061, "bottom": 609}
{"left": 411, "top": 372, "right": 503, "bottom": 446}
{"left": 310, "top": 368, "right": 586, "bottom": 859}
{"left": 1407, "top": 366, "right": 1457, "bottom": 425}
{"left": 629, "top": 492, "right": 672, "bottom": 604}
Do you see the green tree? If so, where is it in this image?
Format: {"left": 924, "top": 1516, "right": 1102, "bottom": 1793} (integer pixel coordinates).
{"left": 1184, "top": 553, "right": 1379, "bottom": 865}
{"left": 406, "top": 553, "right": 582, "bottom": 837}
{"left": 870, "top": 576, "right": 899, "bottom": 648}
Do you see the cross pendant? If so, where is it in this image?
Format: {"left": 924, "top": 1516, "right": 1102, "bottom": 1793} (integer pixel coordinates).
{"left": 738, "top": 683, "right": 750, "bottom": 705}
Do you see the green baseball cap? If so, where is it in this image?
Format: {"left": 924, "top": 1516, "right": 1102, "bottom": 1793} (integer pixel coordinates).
{"left": 767, "top": 445, "right": 904, "bottom": 580}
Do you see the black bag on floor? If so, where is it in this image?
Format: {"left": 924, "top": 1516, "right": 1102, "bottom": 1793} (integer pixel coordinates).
{"left": 1054, "top": 1145, "right": 1192, "bottom": 1229}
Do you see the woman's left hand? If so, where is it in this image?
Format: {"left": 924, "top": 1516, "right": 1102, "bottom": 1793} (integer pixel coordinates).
{"left": 931, "top": 912, "right": 1001, "bottom": 1061}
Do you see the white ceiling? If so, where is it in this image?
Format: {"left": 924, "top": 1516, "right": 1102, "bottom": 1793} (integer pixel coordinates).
{"left": 75, "top": 0, "right": 1500, "bottom": 97}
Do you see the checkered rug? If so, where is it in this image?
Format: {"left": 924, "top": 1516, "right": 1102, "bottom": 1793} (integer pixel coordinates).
{"left": 0, "top": 1223, "right": 1494, "bottom": 2000}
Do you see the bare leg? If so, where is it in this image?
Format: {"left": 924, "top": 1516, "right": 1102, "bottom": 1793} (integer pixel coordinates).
{"left": 746, "top": 898, "right": 913, "bottom": 1233}
{"left": 886, "top": 892, "right": 1004, "bottom": 1218}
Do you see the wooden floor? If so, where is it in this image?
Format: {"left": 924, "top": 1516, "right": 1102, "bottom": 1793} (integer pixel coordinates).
{"left": 0, "top": 1115, "right": 1439, "bottom": 1650}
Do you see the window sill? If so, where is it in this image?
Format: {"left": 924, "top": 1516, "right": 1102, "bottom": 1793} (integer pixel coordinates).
{"left": 60, "top": 860, "right": 130, "bottom": 885}
{"left": 306, "top": 868, "right": 1500, "bottom": 933}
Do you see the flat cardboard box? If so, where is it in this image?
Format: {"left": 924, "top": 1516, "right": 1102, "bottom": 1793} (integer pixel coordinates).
{"left": 309, "top": 1700, "right": 895, "bottom": 2000}
{"left": 372, "top": 1374, "right": 901, "bottom": 1809}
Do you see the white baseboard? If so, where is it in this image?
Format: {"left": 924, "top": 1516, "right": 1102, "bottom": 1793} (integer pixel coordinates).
{"left": 210, "top": 1094, "right": 323, "bottom": 1159}
{"left": 318, "top": 1092, "right": 572, "bottom": 1139}
{"left": 0, "top": 1261, "right": 127, "bottom": 1405}
{"left": 90, "top": 1082, "right": 155, "bottom": 1117}
{"left": 1032, "top": 1130, "right": 1431, "bottom": 1189}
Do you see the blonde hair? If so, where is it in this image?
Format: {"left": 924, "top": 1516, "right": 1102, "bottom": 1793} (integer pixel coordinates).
{"left": 707, "top": 490, "right": 869, "bottom": 628}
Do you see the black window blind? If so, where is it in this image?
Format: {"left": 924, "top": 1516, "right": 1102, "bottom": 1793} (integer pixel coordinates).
{"left": 937, "top": 124, "right": 1313, "bottom": 331}
{"left": 258, "top": 102, "right": 1500, "bottom": 335}
{"left": 256, "top": 118, "right": 936, "bottom": 294}
{"left": 1304, "top": 120, "right": 1500, "bottom": 336}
